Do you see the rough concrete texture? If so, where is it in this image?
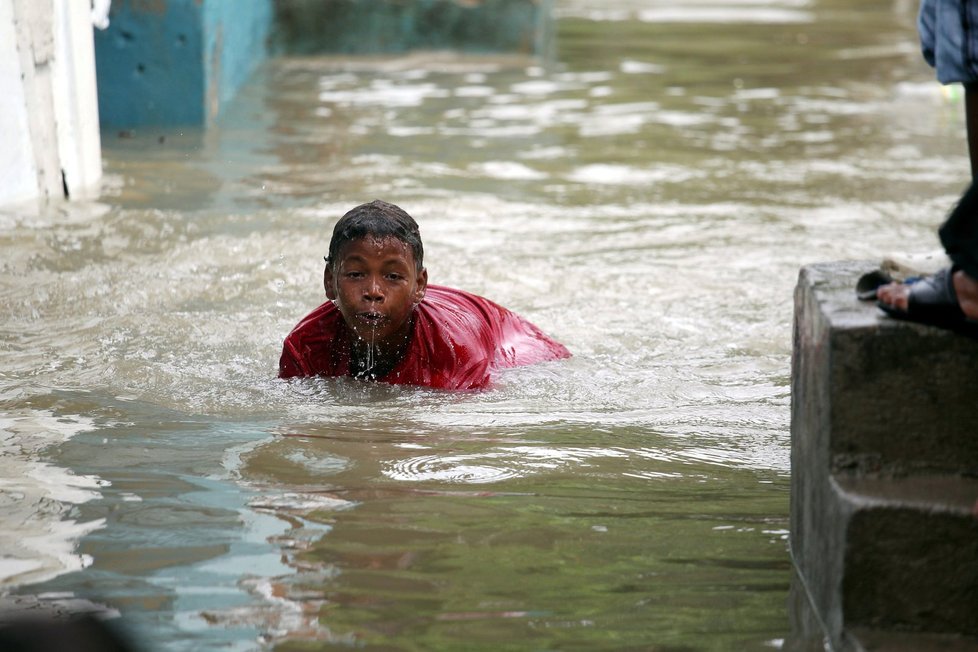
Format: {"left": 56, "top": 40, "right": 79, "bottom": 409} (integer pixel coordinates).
{"left": 843, "top": 501, "right": 978, "bottom": 634}
{"left": 790, "top": 261, "right": 978, "bottom": 650}
{"left": 849, "top": 628, "right": 978, "bottom": 652}
{"left": 7, "top": 0, "right": 63, "bottom": 202}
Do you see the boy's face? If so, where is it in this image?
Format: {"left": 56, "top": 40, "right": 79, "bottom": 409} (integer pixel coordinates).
{"left": 325, "top": 236, "right": 427, "bottom": 347}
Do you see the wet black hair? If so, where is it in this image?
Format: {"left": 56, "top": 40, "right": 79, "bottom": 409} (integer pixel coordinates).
{"left": 326, "top": 200, "right": 424, "bottom": 272}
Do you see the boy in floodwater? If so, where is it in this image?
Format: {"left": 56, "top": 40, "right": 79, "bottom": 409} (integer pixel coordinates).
{"left": 278, "top": 200, "right": 571, "bottom": 390}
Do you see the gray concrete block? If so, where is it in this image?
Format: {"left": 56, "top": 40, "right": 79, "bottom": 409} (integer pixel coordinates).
{"left": 847, "top": 628, "right": 978, "bottom": 651}
{"left": 790, "top": 261, "right": 978, "bottom": 649}
{"left": 794, "top": 262, "right": 978, "bottom": 478}
{"left": 837, "top": 476, "right": 978, "bottom": 635}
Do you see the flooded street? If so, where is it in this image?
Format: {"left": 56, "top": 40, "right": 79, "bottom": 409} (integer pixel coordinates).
{"left": 0, "top": 0, "right": 967, "bottom": 649}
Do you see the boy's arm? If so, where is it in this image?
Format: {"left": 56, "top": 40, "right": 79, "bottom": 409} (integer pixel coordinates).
{"left": 278, "top": 341, "right": 306, "bottom": 378}
{"left": 278, "top": 304, "right": 334, "bottom": 378}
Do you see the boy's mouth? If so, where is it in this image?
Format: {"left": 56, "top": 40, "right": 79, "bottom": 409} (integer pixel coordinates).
{"left": 356, "top": 311, "right": 385, "bottom": 325}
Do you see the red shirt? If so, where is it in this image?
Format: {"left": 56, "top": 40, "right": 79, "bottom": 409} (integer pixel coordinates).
{"left": 279, "top": 285, "right": 571, "bottom": 390}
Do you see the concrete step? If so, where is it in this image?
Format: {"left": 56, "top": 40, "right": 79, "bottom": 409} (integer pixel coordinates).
{"left": 834, "top": 475, "right": 978, "bottom": 637}
{"left": 794, "top": 261, "right": 978, "bottom": 478}
{"left": 847, "top": 627, "right": 978, "bottom": 651}
{"left": 791, "top": 262, "right": 978, "bottom": 649}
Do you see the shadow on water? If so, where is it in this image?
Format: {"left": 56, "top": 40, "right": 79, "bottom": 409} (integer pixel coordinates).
{"left": 0, "top": 0, "right": 968, "bottom": 649}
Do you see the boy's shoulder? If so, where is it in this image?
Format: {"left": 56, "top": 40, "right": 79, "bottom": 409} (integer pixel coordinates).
{"left": 416, "top": 285, "right": 510, "bottom": 331}
{"left": 395, "top": 285, "right": 499, "bottom": 389}
{"left": 279, "top": 300, "right": 347, "bottom": 378}
{"left": 419, "top": 285, "right": 571, "bottom": 369}
{"left": 286, "top": 299, "right": 344, "bottom": 342}
{"left": 421, "top": 284, "right": 505, "bottom": 312}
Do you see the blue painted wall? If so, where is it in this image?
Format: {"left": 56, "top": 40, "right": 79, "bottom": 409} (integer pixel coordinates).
{"left": 95, "top": 0, "right": 272, "bottom": 127}
{"left": 203, "top": 0, "right": 273, "bottom": 121}
{"left": 94, "top": 0, "right": 549, "bottom": 127}
{"left": 271, "top": 0, "right": 553, "bottom": 56}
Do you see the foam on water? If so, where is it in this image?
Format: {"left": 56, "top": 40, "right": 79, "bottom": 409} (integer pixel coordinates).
{"left": 557, "top": 0, "right": 814, "bottom": 23}
{"left": 0, "top": 412, "right": 106, "bottom": 586}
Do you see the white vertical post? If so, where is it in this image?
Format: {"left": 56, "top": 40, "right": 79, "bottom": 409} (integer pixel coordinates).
{"left": 0, "top": 0, "right": 102, "bottom": 207}
{"left": 0, "top": 0, "right": 40, "bottom": 205}
{"left": 12, "top": 0, "right": 63, "bottom": 202}
{"left": 52, "top": 0, "right": 102, "bottom": 199}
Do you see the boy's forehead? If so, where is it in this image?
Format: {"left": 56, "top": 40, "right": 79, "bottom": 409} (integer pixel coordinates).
{"left": 337, "top": 235, "right": 414, "bottom": 262}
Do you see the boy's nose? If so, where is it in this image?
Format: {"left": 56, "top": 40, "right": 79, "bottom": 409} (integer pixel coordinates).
{"left": 363, "top": 279, "right": 384, "bottom": 301}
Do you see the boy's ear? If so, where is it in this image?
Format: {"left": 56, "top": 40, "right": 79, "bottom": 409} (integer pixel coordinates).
{"left": 324, "top": 262, "right": 336, "bottom": 300}
{"left": 414, "top": 267, "right": 428, "bottom": 304}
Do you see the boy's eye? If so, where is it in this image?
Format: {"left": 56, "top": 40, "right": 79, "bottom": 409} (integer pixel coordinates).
{"left": 345, "top": 271, "right": 364, "bottom": 279}
{"left": 385, "top": 273, "right": 404, "bottom": 281}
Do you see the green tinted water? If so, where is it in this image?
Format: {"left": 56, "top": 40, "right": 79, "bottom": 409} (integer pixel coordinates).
{"left": 0, "top": 1, "right": 966, "bottom": 650}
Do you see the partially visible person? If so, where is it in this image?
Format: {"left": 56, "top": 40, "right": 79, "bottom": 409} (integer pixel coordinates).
{"left": 918, "top": 0, "right": 978, "bottom": 176}
{"left": 876, "top": 183, "right": 978, "bottom": 337}
{"left": 872, "top": 1, "right": 978, "bottom": 335}
{"left": 279, "top": 200, "right": 571, "bottom": 390}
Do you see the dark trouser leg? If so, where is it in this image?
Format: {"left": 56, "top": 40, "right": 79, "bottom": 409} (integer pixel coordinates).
{"left": 941, "top": 85, "right": 978, "bottom": 318}
{"left": 966, "top": 83, "right": 978, "bottom": 179}
{"left": 939, "top": 182, "right": 978, "bottom": 279}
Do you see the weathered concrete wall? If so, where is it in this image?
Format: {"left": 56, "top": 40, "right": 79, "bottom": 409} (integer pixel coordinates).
{"left": 94, "top": 0, "right": 206, "bottom": 126}
{"left": 271, "top": 0, "right": 553, "bottom": 56}
{"left": 94, "top": 0, "right": 272, "bottom": 127}
{"left": 0, "top": 0, "right": 41, "bottom": 205}
{"left": 51, "top": 0, "right": 103, "bottom": 198}
{"left": 202, "top": 0, "right": 273, "bottom": 122}
{"left": 790, "top": 261, "right": 978, "bottom": 650}
{"left": 0, "top": 0, "right": 102, "bottom": 206}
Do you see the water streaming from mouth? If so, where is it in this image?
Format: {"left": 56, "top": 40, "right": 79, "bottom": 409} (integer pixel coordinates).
{"left": 366, "top": 323, "right": 377, "bottom": 379}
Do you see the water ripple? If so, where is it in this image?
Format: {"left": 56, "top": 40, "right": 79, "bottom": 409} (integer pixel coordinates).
{"left": 384, "top": 453, "right": 523, "bottom": 484}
